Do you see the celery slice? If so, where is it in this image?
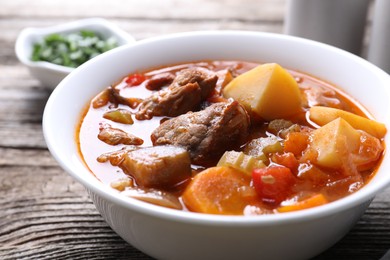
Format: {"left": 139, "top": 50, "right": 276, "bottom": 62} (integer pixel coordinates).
{"left": 217, "top": 151, "right": 265, "bottom": 176}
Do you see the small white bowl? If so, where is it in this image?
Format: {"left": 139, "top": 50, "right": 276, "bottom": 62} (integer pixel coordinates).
{"left": 15, "top": 18, "right": 135, "bottom": 88}
{"left": 43, "top": 31, "right": 390, "bottom": 260}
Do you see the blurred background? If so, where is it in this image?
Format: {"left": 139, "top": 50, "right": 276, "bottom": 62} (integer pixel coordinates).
{"left": 3, "top": 0, "right": 387, "bottom": 71}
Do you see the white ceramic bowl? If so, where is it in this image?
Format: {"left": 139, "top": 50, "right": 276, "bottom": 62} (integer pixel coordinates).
{"left": 43, "top": 31, "right": 390, "bottom": 260}
{"left": 15, "top": 18, "right": 135, "bottom": 88}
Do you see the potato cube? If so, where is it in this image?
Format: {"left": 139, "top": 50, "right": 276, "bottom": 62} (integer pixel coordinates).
{"left": 222, "top": 63, "right": 302, "bottom": 120}
{"left": 309, "top": 118, "right": 361, "bottom": 169}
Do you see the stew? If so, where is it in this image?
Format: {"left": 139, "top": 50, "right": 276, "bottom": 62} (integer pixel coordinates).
{"left": 77, "top": 61, "right": 386, "bottom": 215}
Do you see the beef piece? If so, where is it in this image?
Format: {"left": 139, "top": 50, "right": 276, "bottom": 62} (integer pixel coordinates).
{"left": 267, "top": 119, "right": 300, "bottom": 138}
{"left": 98, "top": 123, "right": 144, "bottom": 146}
{"left": 151, "top": 100, "right": 250, "bottom": 164}
{"left": 118, "top": 145, "right": 192, "bottom": 189}
{"left": 173, "top": 67, "right": 217, "bottom": 99}
{"left": 91, "top": 87, "right": 118, "bottom": 109}
{"left": 145, "top": 72, "right": 175, "bottom": 91}
{"left": 91, "top": 86, "right": 142, "bottom": 109}
{"left": 97, "top": 146, "right": 139, "bottom": 165}
{"left": 136, "top": 67, "right": 218, "bottom": 120}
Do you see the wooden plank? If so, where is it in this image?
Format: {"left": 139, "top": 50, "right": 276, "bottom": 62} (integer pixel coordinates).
{"left": 0, "top": 164, "right": 151, "bottom": 259}
{"left": 0, "top": 148, "right": 56, "bottom": 166}
{"left": 0, "top": 66, "right": 48, "bottom": 148}
{"left": 0, "top": 243, "right": 149, "bottom": 260}
{"left": 0, "top": 122, "right": 46, "bottom": 148}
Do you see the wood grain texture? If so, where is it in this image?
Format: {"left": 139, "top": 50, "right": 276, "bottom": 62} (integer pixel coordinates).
{"left": 1, "top": 0, "right": 389, "bottom": 259}
{"left": 0, "top": 163, "right": 152, "bottom": 259}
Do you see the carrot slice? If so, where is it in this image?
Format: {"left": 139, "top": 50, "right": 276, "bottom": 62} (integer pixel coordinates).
{"left": 277, "top": 193, "right": 328, "bottom": 213}
{"left": 284, "top": 131, "right": 309, "bottom": 156}
{"left": 182, "top": 166, "right": 254, "bottom": 215}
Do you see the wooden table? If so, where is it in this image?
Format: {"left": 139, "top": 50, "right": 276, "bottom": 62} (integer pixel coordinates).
{"left": 1, "top": 0, "right": 389, "bottom": 259}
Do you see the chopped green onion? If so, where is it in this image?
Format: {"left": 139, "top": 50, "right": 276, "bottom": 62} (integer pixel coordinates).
{"left": 31, "top": 30, "right": 118, "bottom": 68}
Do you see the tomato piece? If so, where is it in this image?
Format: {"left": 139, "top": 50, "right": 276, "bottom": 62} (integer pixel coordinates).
{"left": 125, "top": 73, "right": 146, "bottom": 86}
{"left": 252, "top": 165, "right": 296, "bottom": 204}
{"left": 271, "top": 152, "right": 299, "bottom": 174}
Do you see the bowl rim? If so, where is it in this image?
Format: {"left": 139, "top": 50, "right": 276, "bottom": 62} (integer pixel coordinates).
{"left": 15, "top": 17, "right": 135, "bottom": 74}
{"left": 43, "top": 30, "right": 390, "bottom": 226}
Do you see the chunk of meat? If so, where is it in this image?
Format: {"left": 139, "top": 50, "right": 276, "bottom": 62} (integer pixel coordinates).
{"left": 136, "top": 67, "right": 218, "bottom": 120}
{"left": 92, "top": 88, "right": 112, "bottom": 108}
{"left": 173, "top": 67, "right": 218, "bottom": 99}
{"left": 98, "top": 123, "right": 144, "bottom": 146}
{"left": 118, "top": 145, "right": 192, "bottom": 189}
{"left": 268, "top": 119, "right": 295, "bottom": 136}
{"left": 91, "top": 86, "right": 143, "bottom": 109}
{"left": 97, "top": 146, "right": 139, "bottom": 165}
{"left": 145, "top": 72, "right": 175, "bottom": 91}
{"left": 151, "top": 100, "right": 250, "bottom": 164}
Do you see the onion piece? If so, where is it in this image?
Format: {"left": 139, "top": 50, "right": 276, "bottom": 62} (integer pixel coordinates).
{"left": 121, "top": 188, "right": 182, "bottom": 210}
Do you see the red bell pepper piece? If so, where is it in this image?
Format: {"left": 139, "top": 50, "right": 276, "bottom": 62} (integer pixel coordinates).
{"left": 252, "top": 165, "right": 296, "bottom": 205}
